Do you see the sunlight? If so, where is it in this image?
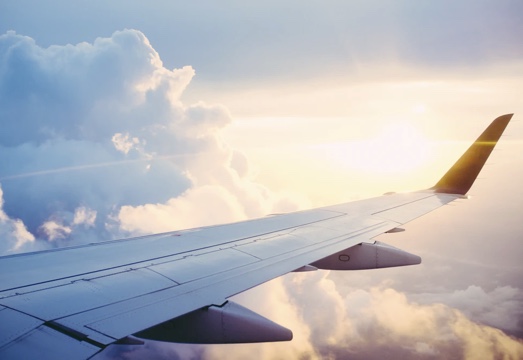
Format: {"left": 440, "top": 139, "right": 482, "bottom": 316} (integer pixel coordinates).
{"left": 322, "top": 123, "right": 432, "bottom": 174}
{"left": 411, "top": 103, "right": 427, "bottom": 114}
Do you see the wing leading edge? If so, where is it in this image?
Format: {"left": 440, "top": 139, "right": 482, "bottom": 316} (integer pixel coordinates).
{"left": 0, "top": 114, "right": 513, "bottom": 359}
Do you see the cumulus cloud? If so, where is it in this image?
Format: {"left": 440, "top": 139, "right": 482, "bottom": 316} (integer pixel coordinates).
{"left": 118, "top": 185, "right": 248, "bottom": 233}
{"left": 231, "top": 273, "right": 523, "bottom": 360}
{"left": 95, "top": 273, "right": 523, "bottom": 360}
{"left": 411, "top": 285, "right": 523, "bottom": 338}
{"left": 0, "top": 29, "right": 305, "bottom": 252}
{"left": 0, "top": 186, "right": 35, "bottom": 254}
{"left": 73, "top": 206, "right": 97, "bottom": 227}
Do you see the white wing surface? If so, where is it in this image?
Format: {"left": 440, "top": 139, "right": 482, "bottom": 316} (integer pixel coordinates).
{"left": 0, "top": 114, "right": 513, "bottom": 359}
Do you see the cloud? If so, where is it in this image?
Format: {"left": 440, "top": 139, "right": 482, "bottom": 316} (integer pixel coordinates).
{"left": 0, "top": 186, "right": 35, "bottom": 254}
{"left": 278, "top": 274, "right": 523, "bottom": 360}
{"left": 73, "top": 206, "right": 97, "bottom": 227}
{"left": 1, "top": 28, "right": 522, "bottom": 360}
{"left": 118, "top": 185, "right": 248, "bottom": 233}
{"left": 95, "top": 273, "right": 523, "bottom": 360}
{"left": 412, "top": 285, "right": 523, "bottom": 338}
{"left": 0, "top": 29, "right": 306, "bottom": 253}
{"left": 0, "top": 30, "right": 185, "bottom": 246}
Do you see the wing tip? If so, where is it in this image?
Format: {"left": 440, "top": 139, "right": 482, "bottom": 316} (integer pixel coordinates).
{"left": 493, "top": 113, "right": 513, "bottom": 125}
{"left": 431, "top": 113, "right": 513, "bottom": 195}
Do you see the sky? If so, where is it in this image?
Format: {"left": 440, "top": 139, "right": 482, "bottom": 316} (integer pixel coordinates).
{"left": 1, "top": 1, "right": 523, "bottom": 359}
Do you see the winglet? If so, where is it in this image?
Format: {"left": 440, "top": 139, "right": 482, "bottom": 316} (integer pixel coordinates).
{"left": 431, "top": 114, "right": 513, "bottom": 195}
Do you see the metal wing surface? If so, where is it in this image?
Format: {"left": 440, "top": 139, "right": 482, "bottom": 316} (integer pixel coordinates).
{"left": 0, "top": 114, "right": 513, "bottom": 359}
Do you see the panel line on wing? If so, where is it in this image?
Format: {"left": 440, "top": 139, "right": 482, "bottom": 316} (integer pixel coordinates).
{"left": 78, "top": 219, "right": 395, "bottom": 339}
{"left": 370, "top": 193, "right": 436, "bottom": 216}
{"left": 0, "top": 307, "right": 43, "bottom": 349}
{"left": 147, "top": 248, "right": 260, "bottom": 284}
{"left": 0, "top": 210, "right": 344, "bottom": 293}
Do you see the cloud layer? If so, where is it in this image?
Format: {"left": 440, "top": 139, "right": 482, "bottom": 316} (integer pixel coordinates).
{"left": 97, "top": 274, "right": 523, "bottom": 360}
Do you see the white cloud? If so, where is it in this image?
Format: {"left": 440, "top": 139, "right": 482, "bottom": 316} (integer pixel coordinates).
{"left": 282, "top": 275, "right": 523, "bottom": 360}
{"left": 0, "top": 186, "right": 35, "bottom": 253}
{"left": 39, "top": 206, "right": 97, "bottom": 242}
{"left": 118, "top": 185, "right": 248, "bottom": 234}
{"left": 39, "top": 219, "right": 72, "bottom": 241}
{"left": 412, "top": 285, "right": 523, "bottom": 336}
{"left": 112, "top": 133, "right": 142, "bottom": 154}
{"left": 0, "top": 29, "right": 306, "bottom": 252}
{"left": 1, "top": 27, "right": 521, "bottom": 360}
{"left": 73, "top": 206, "right": 97, "bottom": 227}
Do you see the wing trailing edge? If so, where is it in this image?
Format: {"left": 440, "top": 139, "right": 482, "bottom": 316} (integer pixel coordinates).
{"left": 431, "top": 114, "right": 513, "bottom": 195}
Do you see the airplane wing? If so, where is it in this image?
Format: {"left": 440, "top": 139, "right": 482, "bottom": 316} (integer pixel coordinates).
{"left": 0, "top": 114, "right": 513, "bottom": 359}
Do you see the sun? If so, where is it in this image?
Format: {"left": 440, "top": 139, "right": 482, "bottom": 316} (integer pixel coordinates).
{"left": 327, "top": 123, "right": 432, "bottom": 175}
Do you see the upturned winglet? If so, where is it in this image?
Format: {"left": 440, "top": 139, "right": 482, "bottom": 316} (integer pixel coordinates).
{"left": 431, "top": 114, "right": 513, "bottom": 195}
